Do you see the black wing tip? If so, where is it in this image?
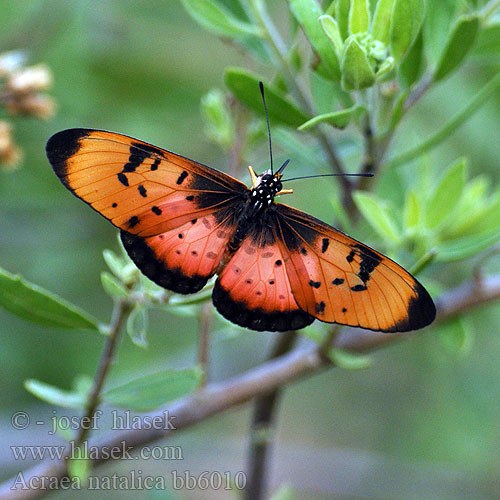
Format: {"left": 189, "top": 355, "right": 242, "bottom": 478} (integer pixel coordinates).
{"left": 213, "top": 281, "right": 315, "bottom": 332}
{"left": 387, "top": 283, "right": 436, "bottom": 333}
{"left": 46, "top": 128, "right": 91, "bottom": 180}
{"left": 120, "top": 231, "right": 209, "bottom": 294}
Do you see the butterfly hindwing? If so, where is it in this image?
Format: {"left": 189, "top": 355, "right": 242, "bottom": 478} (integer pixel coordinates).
{"left": 121, "top": 212, "right": 236, "bottom": 294}
{"left": 275, "top": 204, "right": 436, "bottom": 332}
{"left": 46, "top": 129, "right": 247, "bottom": 237}
{"left": 213, "top": 220, "right": 314, "bottom": 332}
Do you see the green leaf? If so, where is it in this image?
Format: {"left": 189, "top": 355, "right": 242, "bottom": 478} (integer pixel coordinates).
{"left": 0, "top": 267, "right": 99, "bottom": 331}
{"left": 467, "top": 189, "right": 500, "bottom": 234}
{"left": 180, "top": 0, "right": 260, "bottom": 38}
{"left": 319, "top": 15, "right": 343, "bottom": 57}
{"left": 101, "top": 271, "right": 128, "bottom": 298}
{"left": 353, "top": 191, "right": 401, "bottom": 243}
{"left": 425, "top": 158, "right": 467, "bottom": 229}
{"left": 372, "top": 0, "right": 396, "bottom": 44}
{"left": 444, "top": 176, "right": 491, "bottom": 237}
{"left": 436, "top": 317, "right": 473, "bottom": 356}
{"left": 399, "top": 30, "right": 424, "bottom": 88}
{"left": 127, "top": 307, "right": 148, "bottom": 348}
{"left": 423, "top": 0, "right": 456, "bottom": 66}
{"left": 298, "top": 105, "right": 365, "bottom": 130}
{"left": 201, "top": 88, "right": 233, "bottom": 147}
{"left": 328, "top": 347, "right": 372, "bottom": 369}
{"left": 68, "top": 455, "right": 91, "bottom": 483}
{"left": 289, "top": 0, "right": 341, "bottom": 81}
{"left": 24, "top": 378, "right": 87, "bottom": 409}
{"left": 434, "top": 15, "right": 480, "bottom": 82}
{"left": 336, "top": 0, "right": 351, "bottom": 40}
{"left": 390, "top": 0, "right": 425, "bottom": 62}
{"left": 224, "top": 68, "right": 309, "bottom": 127}
{"left": 168, "top": 286, "right": 213, "bottom": 306}
{"left": 341, "top": 37, "right": 376, "bottom": 90}
{"left": 103, "top": 249, "right": 126, "bottom": 279}
{"left": 383, "top": 88, "right": 409, "bottom": 134}
{"left": 404, "top": 190, "right": 421, "bottom": 230}
{"left": 103, "top": 367, "right": 202, "bottom": 411}
{"left": 436, "top": 226, "right": 500, "bottom": 262}
{"left": 375, "top": 56, "right": 395, "bottom": 81}
{"left": 472, "top": 22, "right": 500, "bottom": 58}
{"left": 349, "top": 0, "right": 370, "bottom": 34}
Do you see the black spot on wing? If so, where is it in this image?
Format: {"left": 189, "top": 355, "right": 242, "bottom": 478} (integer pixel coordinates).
{"left": 321, "top": 238, "right": 329, "bottom": 253}
{"left": 120, "top": 231, "right": 209, "bottom": 294}
{"left": 309, "top": 280, "right": 321, "bottom": 288}
{"left": 351, "top": 284, "right": 367, "bottom": 292}
{"left": 275, "top": 260, "right": 282, "bottom": 266}
{"left": 128, "top": 216, "right": 139, "bottom": 228}
{"left": 186, "top": 195, "right": 194, "bottom": 201}
{"left": 122, "top": 145, "right": 150, "bottom": 173}
{"left": 212, "top": 281, "right": 314, "bottom": 332}
{"left": 151, "top": 206, "right": 162, "bottom": 215}
{"left": 118, "top": 173, "right": 129, "bottom": 186}
{"left": 332, "top": 278, "right": 344, "bottom": 285}
{"left": 112, "top": 202, "right": 117, "bottom": 208}
{"left": 315, "top": 301, "right": 326, "bottom": 314}
{"left": 176, "top": 171, "right": 188, "bottom": 185}
{"left": 346, "top": 250, "right": 355, "bottom": 263}
{"left": 150, "top": 158, "right": 160, "bottom": 171}
{"left": 354, "top": 244, "right": 382, "bottom": 284}
{"left": 138, "top": 185, "right": 147, "bottom": 197}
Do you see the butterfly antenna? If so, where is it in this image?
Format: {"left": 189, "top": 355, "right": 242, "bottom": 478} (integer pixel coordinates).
{"left": 282, "top": 173, "right": 373, "bottom": 182}
{"left": 259, "top": 81, "right": 274, "bottom": 174}
{"left": 277, "top": 158, "right": 290, "bottom": 175}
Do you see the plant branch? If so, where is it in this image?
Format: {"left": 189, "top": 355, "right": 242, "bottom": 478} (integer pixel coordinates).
{"left": 245, "top": 330, "right": 298, "bottom": 500}
{"left": 74, "top": 299, "right": 131, "bottom": 447}
{"left": 197, "top": 301, "right": 212, "bottom": 387}
{"left": 3, "top": 274, "right": 500, "bottom": 500}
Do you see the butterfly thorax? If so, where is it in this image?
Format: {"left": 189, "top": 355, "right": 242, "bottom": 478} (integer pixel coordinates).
{"left": 249, "top": 173, "right": 283, "bottom": 212}
{"left": 221, "top": 173, "right": 282, "bottom": 261}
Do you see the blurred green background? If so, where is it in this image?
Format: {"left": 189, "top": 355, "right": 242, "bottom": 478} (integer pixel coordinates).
{"left": 1, "top": 1, "right": 500, "bottom": 499}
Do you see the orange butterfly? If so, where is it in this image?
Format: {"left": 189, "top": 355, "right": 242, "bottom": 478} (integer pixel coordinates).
{"left": 46, "top": 128, "right": 435, "bottom": 333}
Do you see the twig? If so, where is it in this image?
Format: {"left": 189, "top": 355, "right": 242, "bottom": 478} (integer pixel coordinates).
{"left": 245, "top": 331, "right": 298, "bottom": 500}
{"left": 197, "top": 301, "right": 212, "bottom": 387}
{"left": 74, "top": 298, "right": 132, "bottom": 447}
{"left": 3, "top": 274, "right": 500, "bottom": 500}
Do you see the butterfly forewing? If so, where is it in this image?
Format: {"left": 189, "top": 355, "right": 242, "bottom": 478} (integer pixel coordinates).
{"left": 46, "top": 129, "right": 247, "bottom": 237}
{"left": 275, "top": 204, "right": 436, "bottom": 332}
{"left": 47, "top": 129, "right": 246, "bottom": 294}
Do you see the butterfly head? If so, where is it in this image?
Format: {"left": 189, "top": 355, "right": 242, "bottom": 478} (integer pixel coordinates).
{"left": 248, "top": 165, "right": 293, "bottom": 211}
